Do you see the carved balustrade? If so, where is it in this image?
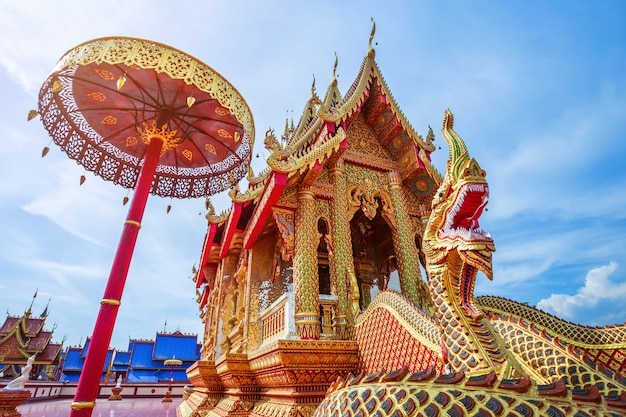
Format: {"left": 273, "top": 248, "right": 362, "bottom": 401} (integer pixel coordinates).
{"left": 258, "top": 292, "right": 339, "bottom": 347}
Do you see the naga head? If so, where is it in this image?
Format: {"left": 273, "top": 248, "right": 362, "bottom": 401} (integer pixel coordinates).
{"left": 424, "top": 109, "right": 495, "bottom": 317}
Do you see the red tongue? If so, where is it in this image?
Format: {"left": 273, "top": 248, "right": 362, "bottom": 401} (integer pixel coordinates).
{"left": 457, "top": 196, "right": 488, "bottom": 230}
{"left": 458, "top": 218, "right": 478, "bottom": 229}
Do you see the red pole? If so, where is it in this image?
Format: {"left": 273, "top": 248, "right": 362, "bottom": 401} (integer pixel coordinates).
{"left": 70, "top": 136, "right": 163, "bottom": 416}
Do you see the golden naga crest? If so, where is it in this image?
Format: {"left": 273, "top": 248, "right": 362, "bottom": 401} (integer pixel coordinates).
{"left": 424, "top": 110, "right": 495, "bottom": 279}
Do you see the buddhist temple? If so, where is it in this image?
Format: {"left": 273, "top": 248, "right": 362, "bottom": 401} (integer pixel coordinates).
{"left": 0, "top": 293, "right": 63, "bottom": 381}
{"left": 178, "top": 22, "right": 626, "bottom": 417}
{"left": 58, "top": 330, "right": 201, "bottom": 383}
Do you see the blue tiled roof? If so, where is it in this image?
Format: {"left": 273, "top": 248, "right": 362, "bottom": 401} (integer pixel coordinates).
{"left": 129, "top": 341, "right": 161, "bottom": 368}
{"left": 153, "top": 333, "right": 198, "bottom": 360}
{"left": 58, "top": 332, "right": 198, "bottom": 382}
{"left": 80, "top": 339, "right": 90, "bottom": 358}
{"left": 63, "top": 346, "right": 112, "bottom": 372}
{"left": 62, "top": 348, "right": 84, "bottom": 370}
{"left": 113, "top": 351, "right": 131, "bottom": 366}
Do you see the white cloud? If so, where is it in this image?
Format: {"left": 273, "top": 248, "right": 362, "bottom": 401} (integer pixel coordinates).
{"left": 537, "top": 262, "right": 626, "bottom": 320}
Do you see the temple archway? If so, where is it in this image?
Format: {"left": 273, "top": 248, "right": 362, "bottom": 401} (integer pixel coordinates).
{"left": 350, "top": 198, "right": 396, "bottom": 309}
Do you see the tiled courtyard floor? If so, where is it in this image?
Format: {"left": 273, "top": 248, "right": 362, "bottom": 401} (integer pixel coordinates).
{"left": 17, "top": 398, "right": 180, "bottom": 417}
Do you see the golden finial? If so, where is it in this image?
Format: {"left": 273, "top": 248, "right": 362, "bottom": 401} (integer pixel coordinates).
{"left": 332, "top": 52, "right": 338, "bottom": 85}
{"left": 426, "top": 125, "right": 435, "bottom": 146}
{"left": 311, "top": 74, "right": 316, "bottom": 97}
{"left": 26, "top": 289, "right": 38, "bottom": 316}
{"left": 283, "top": 110, "right": 290, "bottom": 137}
{"left": 368, "top": 17, "right": 376, "bottom": 58}
{"left": 205, "top": 197, "right": 215, "bottom": 217}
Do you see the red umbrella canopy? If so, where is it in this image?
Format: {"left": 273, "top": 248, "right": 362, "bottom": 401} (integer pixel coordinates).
{"left": 38, "top": 37, "right": 255, "bottom": 198}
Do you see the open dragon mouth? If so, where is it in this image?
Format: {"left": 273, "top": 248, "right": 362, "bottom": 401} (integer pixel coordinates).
{"left": 440, "top": 183, "right": 492, "bottom": 242}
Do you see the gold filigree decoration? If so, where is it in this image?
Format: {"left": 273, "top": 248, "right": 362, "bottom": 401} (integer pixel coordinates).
{"left": 52, "top": 37, "right": 254, "bottom": 143}
{"left": 136, "top": 120, "right": 181, "bottom": 152}
{"left": 182, "top": 149, "right": 193, "bottom": 161}
{"left": 272, "top": 208, "right": 295, "bottom": 262}
{"left": 125, "top": 136, "right": 137, "bottom": 147}
{"left": 101, "top": 116, "right": 117, "bottom": 125}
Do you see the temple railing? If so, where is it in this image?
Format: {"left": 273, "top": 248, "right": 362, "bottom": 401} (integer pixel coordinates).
{"left": 259, "top": 292, "right": 295, "bottom": 344}
{"left": 258, "top": 292, "right": 338, "bottom": 345}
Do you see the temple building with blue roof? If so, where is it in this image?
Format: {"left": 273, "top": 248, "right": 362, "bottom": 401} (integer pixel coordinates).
{"left": 57, "top": 330, "right": 200, "bottom": 383}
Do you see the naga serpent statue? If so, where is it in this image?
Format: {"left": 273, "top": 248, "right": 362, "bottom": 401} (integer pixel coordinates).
{"left": 422, "top": 109, "right": 524, "bottom": 378}
{"left": 313, "top": 110, "right": 626, "bottom": 417}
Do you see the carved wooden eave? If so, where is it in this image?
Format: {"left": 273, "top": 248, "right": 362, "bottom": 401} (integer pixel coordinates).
{"left": 196, "top": 222, "right": 219, "bottom": 289}
{"left": 219, "top": 202, "right": 244, "bottom": 260}
{"left": 242, "top": 171, "right": 288, "bottom": 250}
{"left": 198, "top": 286, "right": 210, "bottom": 310}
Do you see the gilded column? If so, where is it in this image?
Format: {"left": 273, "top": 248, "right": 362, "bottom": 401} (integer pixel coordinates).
{"left": 203, "top": 263, "right": 223, "bottom": 359}
{"left": 293, "top": 189, "right": 321, "bottom": 339}
{"left": 328, "top": 162, "right": 355, "bottom": 339}
{"left": 388, "top": 171, "right": 429, "bottom": 309}
{"left": 241, "top": 249, "right": 253, "bottom": 352}
{"left": 218, "top": 252, "right": 240, "bottom": 354}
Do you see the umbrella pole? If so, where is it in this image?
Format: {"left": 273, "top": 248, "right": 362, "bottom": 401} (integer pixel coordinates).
{"left": 70, "top": 136, "right": 164, "bottom": 417}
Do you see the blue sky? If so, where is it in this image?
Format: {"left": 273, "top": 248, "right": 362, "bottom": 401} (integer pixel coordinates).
{"left": 0, "top": 1, "right": 625, "bottom": 350}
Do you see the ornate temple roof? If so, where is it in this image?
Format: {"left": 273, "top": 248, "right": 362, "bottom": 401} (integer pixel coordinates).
{"left": 193, "top": 22, "right": 442, "bottom": 294}
{"left": 0, "top": 297, "right": 62, "bottom": 365}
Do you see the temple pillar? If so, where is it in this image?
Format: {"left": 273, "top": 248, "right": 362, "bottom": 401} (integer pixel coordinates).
{"left": 219, "top": 252, "right": 241, "bottom": 355}
{"left": 241, "top": 250, "right": 254, "bottom": 352}
{"left": 387, "top": 171, "right": 429, "bottom": 309}
{"left": 328, "top": 163, "right": 355, "bottom": 339}
{"left": 293, "top": 189, "right": 320, "bottom": 339}
{"left": 202, "top": 266, "right": 221, "bottom": 359}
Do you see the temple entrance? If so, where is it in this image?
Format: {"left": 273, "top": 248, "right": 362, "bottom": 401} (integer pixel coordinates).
{"left": 350, "top": 200, "right": 396, "bottom": 309}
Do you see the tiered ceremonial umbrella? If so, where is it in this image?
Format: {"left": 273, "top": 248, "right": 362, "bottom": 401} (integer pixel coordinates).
{"left": 36, "top": 37, "right": 254, "bottom": 416}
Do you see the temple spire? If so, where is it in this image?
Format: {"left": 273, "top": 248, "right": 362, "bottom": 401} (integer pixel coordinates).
{"left": 40, "top": 297, "right": 51, "bottom": 318}
{"left": 283, "top": 110, "right": 290, "bottom": 137}
{"left": 332, "top": 52, "right": 338, "bottom": 86}
{"left": 368, "top": 17, "right": 376, "bottom": 58}
{"left": 26, "top": 288, "right": 38, "bottom": 317}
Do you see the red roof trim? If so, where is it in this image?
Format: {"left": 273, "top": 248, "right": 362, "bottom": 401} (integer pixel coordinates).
{"left": 219, "top": 202, "right": 243, "bottom": 259}
{"left": 243, "top": 172, "right": 288, "bottom": 250}
{"left": 196, "top": 223, "right": 218, "bottom": 288}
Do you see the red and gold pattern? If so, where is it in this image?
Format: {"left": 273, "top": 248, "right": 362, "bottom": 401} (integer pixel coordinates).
{"left": 354, "top": 291, "right": 443, "bottom": 375}
{"left": 37, "top": 36, "right": 254, "bottom": 198}
{"left": 180, "top": 23, "right": 626, "bottom": 417}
